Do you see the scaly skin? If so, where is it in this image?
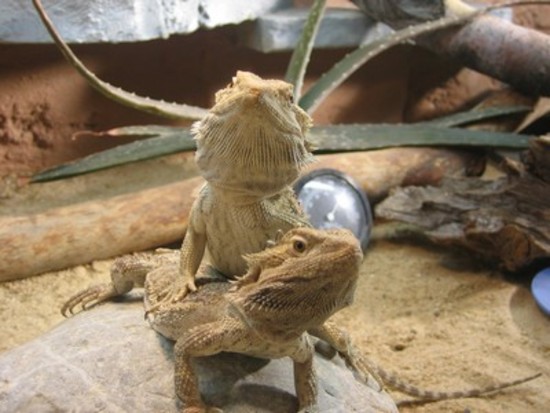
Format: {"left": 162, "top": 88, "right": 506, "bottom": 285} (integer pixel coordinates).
{"left": 63, "top": 227, "right": 363, "bottom": 412}
{"left": 62, "top": 227, "right": 541, "bottom": 412}
{"left": 165, "top": 71, "right": 315, "bottom": 304}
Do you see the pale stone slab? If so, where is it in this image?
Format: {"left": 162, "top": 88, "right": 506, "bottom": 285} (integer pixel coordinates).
{"left": 0, "top": 0, "right": 292, "bottom": 43}
{"left": 0, "top": 302, "right": 398, "bottom": 413}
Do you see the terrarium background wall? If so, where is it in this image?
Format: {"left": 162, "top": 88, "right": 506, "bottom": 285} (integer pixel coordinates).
{"left": 1, "top": 1, "right": 548, "bottom": 177}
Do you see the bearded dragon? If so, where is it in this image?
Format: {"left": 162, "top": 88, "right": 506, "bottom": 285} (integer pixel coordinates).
{"left": 62, "top": 227, "right": 540, "bottom": 412}
{"left": 64, "top": 71, "right": 315, "bottom": 312}
{"left": 63, "top": 227, "right": 362, "bottom": 412}
{"left": 161, "top": 71, "right": 315, "bottom": 306}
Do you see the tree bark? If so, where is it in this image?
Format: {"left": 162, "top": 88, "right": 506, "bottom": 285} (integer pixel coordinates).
{"left": 420, "top": 14, "right": 550, "bottom": 96}
{"left": 352, "top": 0, "right": 550, "bottom": 96}
{"left": 0, "top": 177, "right": 202, "bottom": 282}
{"left": 376, "top": 137, "right": 550, "bottom": 272}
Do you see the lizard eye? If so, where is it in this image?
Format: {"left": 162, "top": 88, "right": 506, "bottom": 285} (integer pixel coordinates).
{"left": 293, "top": 238, "right": 307, "bottom": 253}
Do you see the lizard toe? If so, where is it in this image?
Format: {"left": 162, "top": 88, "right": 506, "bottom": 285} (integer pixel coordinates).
{"left": 61, "top": 284, "right": 117, "bottom": 317}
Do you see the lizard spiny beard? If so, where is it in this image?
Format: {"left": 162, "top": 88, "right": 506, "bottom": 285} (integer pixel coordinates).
{"left": 238, "top": 231, "right": 362, "bottom": 335}
{"left": 194, "top": 115, "right": 313, "bottom": 197}
{"left": 192, "top": 73, "right": 314, "bottom": 199}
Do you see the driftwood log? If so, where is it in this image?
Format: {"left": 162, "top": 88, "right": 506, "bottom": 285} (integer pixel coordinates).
{"left": 376, "top": 137, "right": 550, "bottom": 272}
{"left": 0, "top": 148, "right": 482, "bottom": 282}
{"left": 351, "top": 0, "right": 550, "bottom": 96}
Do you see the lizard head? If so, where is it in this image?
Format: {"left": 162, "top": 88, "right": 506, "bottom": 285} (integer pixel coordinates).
{"left": 193, "top": 71, "right": 315, "bottom": 199}
{"left": 233, "top": 227, "right": 363, "bottom": 333}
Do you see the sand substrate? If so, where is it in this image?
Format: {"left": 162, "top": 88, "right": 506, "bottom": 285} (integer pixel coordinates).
{"left": 1, "top": 230, "right": 549, "bottom": 413}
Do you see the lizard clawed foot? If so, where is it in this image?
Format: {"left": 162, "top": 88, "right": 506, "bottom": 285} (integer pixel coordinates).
{"left": 61, "top": 283, "right": 117, "bottom": 317}
{"left": 146, "top": 280, "right": 197, "bottom": 315}
{"left": 171, "top": 279, "right": 197, "bottom": 301}
{"left": 228, "top": 267, "right": 261, "bottom": 291}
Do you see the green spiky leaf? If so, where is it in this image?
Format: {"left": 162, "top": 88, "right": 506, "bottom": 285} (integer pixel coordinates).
{"left": 310, "top": 124, "right": 530, "bottom": 152}
{"left": 421, "top": 105, "right": 531, "bottom": 127}
{"left": 299, "top": 1, "right": 548, "bottom": 113}
{"left": 285, "top": 0, "right": 327, "bottom": 99}
{"left": 32, "top": 123, "right": 531, "bottom": 182}
{"left": 32, "top": 128, "right": 195, "bottom": 182}
{"left": 32, "top": 0, "right": 208, "bottom": 120}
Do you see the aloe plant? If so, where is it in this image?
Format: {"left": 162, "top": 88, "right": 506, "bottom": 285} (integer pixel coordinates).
{"left": 30, "top": 0, "right": 543, "bottom": 182}
{"left": 32, "top": 111, "right": 531, "bottom": 182}
{"left": 32, "top": 0, "right": 208, "bottom": 121}
{"left": 297, "top": 0, "right": 550, "bottom": 112}
{"left": 285, "top": 0, "right": 327, "bottom": 100}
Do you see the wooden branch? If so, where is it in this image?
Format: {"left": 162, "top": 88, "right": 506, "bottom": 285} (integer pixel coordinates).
{"left": 376, "top": 137, "right": 550, "bottom": 272}
{"left": 421, "top": 13, "right": 550, "bottom": 96}
{"left": 0, "top": 177, "right": 203, "bottom": 282}
{"left": 351, "top": 0, "right": 550, "bottom": 96}
{"left": 309, "top": 147, "right": 484, "bottom": 203}
{"left": 0, "top": 149, "right": 483, "bottom": 282}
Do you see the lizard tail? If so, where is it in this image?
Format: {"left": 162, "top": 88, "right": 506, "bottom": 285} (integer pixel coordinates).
{"left": 376, "top": 368, "right": 542, "bottom": 402}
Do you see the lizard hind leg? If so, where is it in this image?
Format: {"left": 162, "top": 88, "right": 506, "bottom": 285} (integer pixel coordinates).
{"left": 309, "top": 322, "right": 541, "bottom": 404}
{"left": 336, "top": 344, "right": 543, "bottom": 404}
{"left": 61, "top": 255, "right": 154, "bottom": 317}
{"left": 308, "top": 322, "right": 385, "bottom": 392}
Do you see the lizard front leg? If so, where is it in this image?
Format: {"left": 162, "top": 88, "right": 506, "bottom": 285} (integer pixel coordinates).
{"left": 173, "top": 317, "right": 248, "bottom": 413}
{"left": 170, "top": 201, "right": 207, "bottom": 303}
{"left": 177, "top": 223, "right": 207, "bottom": 298}
{"left": 290, "top": 335, "right": 318, "bottom": 413}
{"left": 149, "top": 213, "right": 207, "bottom": 313}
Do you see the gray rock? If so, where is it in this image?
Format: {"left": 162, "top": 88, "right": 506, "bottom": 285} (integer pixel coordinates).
{"left": 351, "top": 0, "right": 512, "bottom": 28}
{"left": 243, "top": 6, "right": 513, "bottom": 53}
{"left": 1, "top": 0, "right": 292, "bottom": 43}
{"left": 244, "top": 8, "right": 386, "bottom": 53}
{"left": 0, "top": 302, "right": 397, "bottom": 413}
